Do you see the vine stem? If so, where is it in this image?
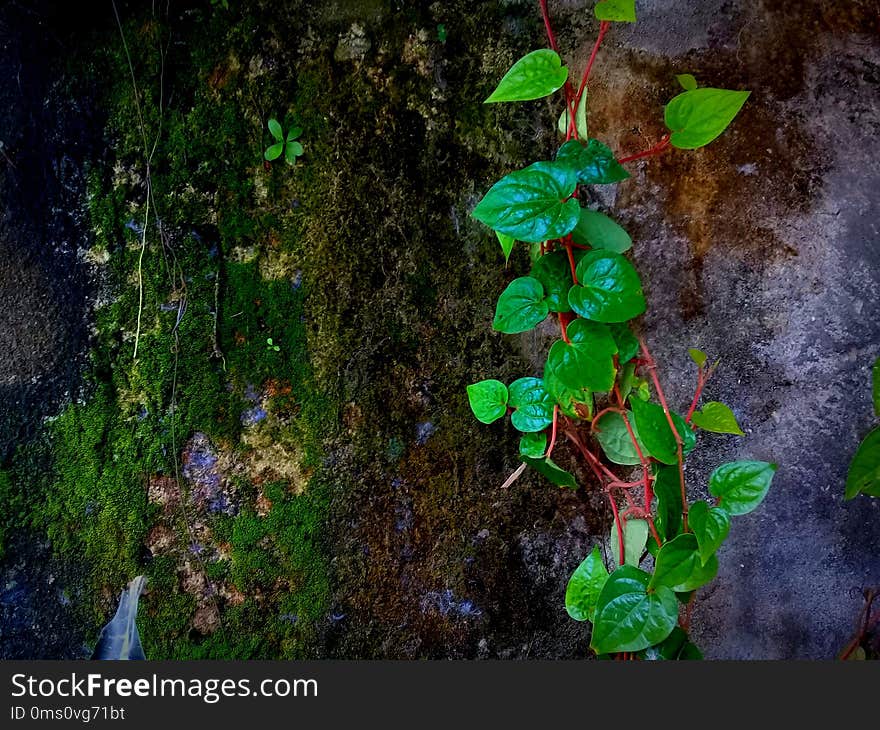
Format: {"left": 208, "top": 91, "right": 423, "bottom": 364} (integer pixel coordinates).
{"left": 685, "top": 369, "right": 707, "bottom": 423}
{"left": 546, "top": 405, "right": 560, "bottom": 457}
{"left": 564, "top": 427, "right": 619, "bottom": 483}
{"left": 618, "top": 134, "right": 672, "bottom": 164}
{"left": 539, "top": 0, "right": 578, "bottom": 129}
{"left": 608, "top": 493, "right": 625, "bottom": 567}
{"left": 575, "top": 20, "right": 610, "bottom": 107}
{"left": 639, "top": 337, "right": 688, "bottom": 530}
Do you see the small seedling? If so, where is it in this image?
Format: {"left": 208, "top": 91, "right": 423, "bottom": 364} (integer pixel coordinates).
{"left": 264, "top": 118, "right": 304, "bottom": 165}
{"left": 266, "top": 337, "right": 280, "bottom": 352}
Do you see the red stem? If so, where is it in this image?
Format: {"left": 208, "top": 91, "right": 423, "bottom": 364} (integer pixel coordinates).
{"left": 609, "top": 494, "right": 625, "bottom": 566}
{"left": 618, "top": 135, "right": 671, "bottom": 164}
{"left": 564, "top": 427, "right": 619, "bottom": 483}
{"left": 539, "top": 0, "right": 577, "bottom": 127}
{"left": 639, "top": 337, "right": 689, "bottom": 530}
{"left": 575, "top": 20, "right": 610, "bottom": 107}
{"left": 546, "top": 405, "right": 560, "bottom": 457}
{"left": 685, "top": 369, "right": 707, "bottom": 424}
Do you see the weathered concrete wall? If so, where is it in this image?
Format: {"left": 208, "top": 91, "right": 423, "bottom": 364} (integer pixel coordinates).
{"left": 1, "top": 0, "right": 877, "bottom": 660}
{"left": 572, "top": 0, "right": 880, "bottom": 658}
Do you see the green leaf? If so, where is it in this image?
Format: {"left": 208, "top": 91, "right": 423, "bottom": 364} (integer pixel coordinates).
{"left": 569, "top": 250, "right": 646, "bottom": 323}
{"left": 485, "top": 49, "right": 569, "bottom": 103}
{"left": 545, "top": 319, "right": 617, "bottom": 392}
{"left": 688, "top": 501, "right": 731, "bottom": 565}
{"left": 630, "top": 398, "right": 695, "bottom": 465}
{"left": 531, "top": 250, "right": 584, "bottom": 312}
{"left": 609, "top": 323, "right": 639, "bottom": 363}
{"left": 678, "top": 641, "right": 703, "bottom": 660}
{"left": 642, "top": 627, "right": 703, "bottom": 660}
{"left": 650, "top": 534, "right": 718, "bottom": 592}
{"left": 544, "top": 369, "right": 593, "bottom": 420}
{"left": 610, "top": 518, "right": 649, "bottom": 568}
{"left": 873, "top": 356, "right": 880, "bottom": 417}
{"left": 522, "top": 455, "right": 578, "bottom": 489}
{"left": 595, "top": 411, "right": 646, "bottom": 465}
{"left": 466, "top": 379, "right": 508, "bottom": 424}
{"left": 691, "top": 401, "right": 745, "bottom": 436}
{"left": 653, "top": 465, "right": 682, "bottom": 542}
{"left": 709, "top": 460, "right": 777, "bottom": 515}
{"left": 264, "top": 142, "right": 284, "bottom": 161}
{"left": 508, "top": 377, "right": 554, "bottom": 432}
{"left": 267, "top": 118, "right": 283, "bottom": 141}
{"left": 519, "top": 431, "right": 548, "bottom": 458}
{"left": 665, "top": 87, "right": 751, "bottom": 149}
{"left": 591, "top": 566, "right": 678, "bottom": 655}
{"left": 565, "top": 545, "right": 609, "bottom": 621}
{"left": 642, "top": 626, "right": 687, "bottom": 660}
{"left": 492, "top": 277, "right": 549, "bottom": 333}
{"left": 496, "top": 231, "right": 516, "bottom": 264}
{"left": 472, "top": 161, "right": 580, "bottom": 243}
{"left": 285, "top": 141, "right": 304, "bottom": 164}
{"left": 286, "top": 126, "right": 303, "bottom": 141}
{"left": 845, "top": 427, "right": 880, "bottom": 500}
{"left": 594, "top": 0, "right": 636, "bottom": 23}
{"left": 558, "top": 98, "right": 588, "bottom": 139}
{"left": 556, "top": 139, "right": 630, "bottom": 186}
{"left": 676, "top": 73, "right": 697, "bottom": 91}
{"left": 571, "top": 208, "right": 632, "bottom": 253}
{"left": 688, "top": 348, "right": 707, "bottom": 367}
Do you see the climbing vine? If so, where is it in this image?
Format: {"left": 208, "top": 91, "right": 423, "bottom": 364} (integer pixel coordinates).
{"left": 467, "top": 0, "right": 776, "bottom": 658}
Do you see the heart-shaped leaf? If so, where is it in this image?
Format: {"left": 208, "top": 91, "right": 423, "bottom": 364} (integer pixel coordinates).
{"left": 569, "top": 250, "right": 646, "bottom": 323}
{"left": 629, "top": 398, "right": 695, "bottom": 465}
{"left": 594, "top": 0, "right": 637, "bottom": 23}
{"left": 665, "top": 87, "right": 750, "bottom": 149}
{"left": 691, "top": 401, "right": 744, "bottom": 436}
{"left": 565, "top": 545, "right": 609, "bottom": 621}
{"left": 492, "top": 276, "right": 549, "bottom": 333}
{"left": 571, "top": 208, "right": 632, "bottom": 253}
{"left": 545, "top": 319, "right": 617, "bottom": 392}
{"left": 649, "top": 533, "right": 718, "bottom": 592}
{"left": 472, "top": 161, "right": 580, "bottom": 243}
{"left": 508, "top": 377, "right": 554, "bottom": 433}
{"left": 591, "top": 566, "right": 678, "bottom": 654}
{"left": 556, "top": 139, "right": 629, "bottom": 185}
{"left": 709, "top": 460, "right": 777, "bottom": 514}
{"left": 466, "top": 379, "right": 508, "bottom": 424}
{"left": 688, "top": 500, "right": 731, "bottom": 565}
{"left": 530, "top": 249, "right": 584, "bottom": 312}
{"left": 485, "top": 49, "right": 569, "bottom": 103}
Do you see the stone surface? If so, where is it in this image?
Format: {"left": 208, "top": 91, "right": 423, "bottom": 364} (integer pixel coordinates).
{"left": 578, "top": 0, "right": 880, "bottom": 658}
